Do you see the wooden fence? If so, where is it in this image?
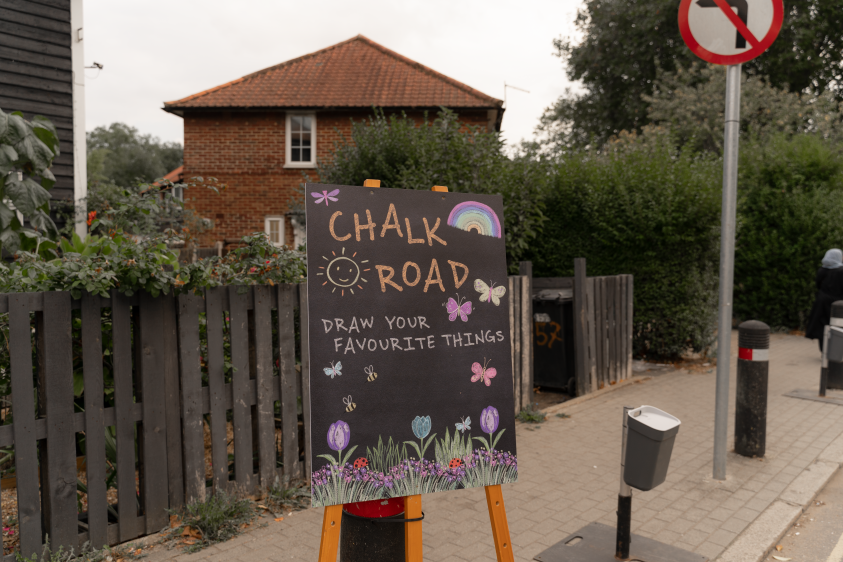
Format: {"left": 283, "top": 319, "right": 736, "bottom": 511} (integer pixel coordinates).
{"left": 531, "top": 258, "right": 634, "bottom": 397}
{"left": 0, "top": 277, "right": 533, "bottom": 558}
{"left": 508, "top": 275, "right": 533, "bottom": 415}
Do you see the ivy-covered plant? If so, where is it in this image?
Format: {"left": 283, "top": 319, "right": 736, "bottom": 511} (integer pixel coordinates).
{"left": 0, "top": 231, "right": 306, "bottom": 298}
{"left": 0, "top": 107, "right": 61, "bottom": 255}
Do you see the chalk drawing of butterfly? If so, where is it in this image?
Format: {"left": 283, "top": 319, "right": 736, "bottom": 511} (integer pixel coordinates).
{"left": 474, "top": 279, "right": 507, "bottom": 306}
{"left": 455, "top": 416, "right": 471, "bottom": 434}
{"left": 445, "top": 295, "right": 472, "bottom": 322}
{"left": 311, "top": 189, "right": 340, "bottom": 206}
{"left": 471, "top": 358, "right": 497, "bottom": 387}
{"left": 324, "top": 361, "right": 343, "bottom": 379}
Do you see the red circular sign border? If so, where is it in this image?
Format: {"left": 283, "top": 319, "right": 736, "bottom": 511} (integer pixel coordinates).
{"left": 678, "top": 0, "right": 784, "bottom": 65}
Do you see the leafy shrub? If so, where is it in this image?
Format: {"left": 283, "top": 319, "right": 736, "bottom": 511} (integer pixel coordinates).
{"left": 525, "top": 129, "right": 722, "bottom": 358}
{"left": 167, "top": 491, "right": 256, "bottom": 553}
{"left": 264, "top": 479, "right": 311, "bottom": 513}
{"left": 0, "top": 231, "right": 305, "bottom": 298}
{"left": 84, "top": 180, "right": 213, "bottom": 240}
{"left": 317, "top": 108, "right": 552, "bottom": 271}
{"left": 516, "top": 403, "right": 547, "bottom": 424}
{"left": 14, "top": 540, "right": 142, "bottom": 562}
{"left": 734, "top": 134, "right": 843, "bottom": 329}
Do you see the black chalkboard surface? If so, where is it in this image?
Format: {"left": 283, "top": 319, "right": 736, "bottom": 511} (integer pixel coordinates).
{"left": 306, "top": 183, "right": 518, "bottom": 507}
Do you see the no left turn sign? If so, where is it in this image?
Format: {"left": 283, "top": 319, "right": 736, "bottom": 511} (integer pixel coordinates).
{"left": 679, "top": 0, "right": 783, "bottom": 65}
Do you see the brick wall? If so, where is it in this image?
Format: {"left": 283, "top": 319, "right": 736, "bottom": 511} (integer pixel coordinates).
{"left": 181, "top": 108, "right": 493, "bottom": 247}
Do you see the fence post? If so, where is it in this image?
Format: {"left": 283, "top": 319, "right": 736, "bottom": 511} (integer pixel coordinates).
{"left": 137, "top": 292, "right": 171, "bottom": 533}
{"left": 162, "top": 293, "right": 184, "bottom": 510}
{"left": 509, "top": 277, "right": 517, "bottom": 415}
{"left": 299, "top": 284, "right": 313, "bottom": 480}
{"left": 573, "top": 258, "right": 589, "bottom": 396}
{"left": 278, "top": 284, "right": 302, "bottom": 480}
{"left": 81, "top": 292, "right": 108, "bottom": 548}
{"left": 519, "top": 262, "right": 533, "bottom": 410}
{"left": 9, "top": 294, "right": 43, "bottom": 557}
{"left": 37, "top": 292, "right": 78, "bottom": 550}
{"left": 176, "top": 294, "right": 206, "bottom": 504}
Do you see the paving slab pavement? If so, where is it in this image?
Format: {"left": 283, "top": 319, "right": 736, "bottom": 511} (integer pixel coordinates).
{"left": 143, "top": 331, "right": 843, "bottom": 562}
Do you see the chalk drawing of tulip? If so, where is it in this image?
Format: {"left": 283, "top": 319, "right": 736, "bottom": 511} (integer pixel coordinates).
{"left": 318, "top": 420, "right": 357, "bottom": 466}
{"left": 473, "top": 406, "right": 505, "bottom": 452}
{"left": 405, "top": 415, "right": 437, "bottom": 460}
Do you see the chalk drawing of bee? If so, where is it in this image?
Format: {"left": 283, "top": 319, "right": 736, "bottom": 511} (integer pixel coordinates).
{"left": 343, "top": 395, "right": 356, "bottom": 412}
{"left": 364, "top": 365, "right": 378, "bottom": 382}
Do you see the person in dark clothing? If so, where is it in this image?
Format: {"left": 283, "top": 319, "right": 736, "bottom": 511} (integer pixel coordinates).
{"left": 806, "top": 249, "right": 843, "bottom": 350}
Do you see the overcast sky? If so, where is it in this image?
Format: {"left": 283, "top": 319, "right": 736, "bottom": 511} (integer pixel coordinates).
{"left": 82, "top": 0, "right": 584, "bottom": 149}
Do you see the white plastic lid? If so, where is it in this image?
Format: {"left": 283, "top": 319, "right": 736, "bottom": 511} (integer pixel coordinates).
{"left": 628, "top": 405, "right": 680, "bottom": 431}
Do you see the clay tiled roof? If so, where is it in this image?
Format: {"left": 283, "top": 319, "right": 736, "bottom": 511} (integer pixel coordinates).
{"left": 161, "top": 165, "right": 183, "bottom": 183}
{"left": 164, "top": 35, "right": 502, "bottom": 113}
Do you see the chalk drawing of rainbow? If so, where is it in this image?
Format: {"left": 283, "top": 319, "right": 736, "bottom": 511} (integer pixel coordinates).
{"left": 447, "top": 201, "right": 502, "bottom": 238}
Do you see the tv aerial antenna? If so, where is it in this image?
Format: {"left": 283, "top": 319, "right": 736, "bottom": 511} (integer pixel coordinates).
{"left": 504, "top": 82, "right": 530, "bottom": 107}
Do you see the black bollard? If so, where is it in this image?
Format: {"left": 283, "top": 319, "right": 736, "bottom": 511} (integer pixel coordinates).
{"left": 735, "top": 320, "right": 770, "bottom": 458}
{"left": 827, "top": 301, "right": 843, "bottom": 390}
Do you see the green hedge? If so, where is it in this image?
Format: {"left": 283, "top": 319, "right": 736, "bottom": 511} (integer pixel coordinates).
{"left": 734, "top": 135, "right": 843, "bottom": 328}
{"left": 524, "top": 131, "right": 722, "bottom": 358}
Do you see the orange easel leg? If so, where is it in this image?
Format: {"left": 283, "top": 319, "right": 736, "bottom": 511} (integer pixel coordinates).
{"left": 317, "top": 505, "right": 343, "bottom": 562}
{"left": 405, "top": 494, "right": 423, "bottom": 562}
{"left": 485, "top": 485, "right": 515, "bottom": 562}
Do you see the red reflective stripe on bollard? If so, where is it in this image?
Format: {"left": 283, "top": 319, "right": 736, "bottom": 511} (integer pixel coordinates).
{"left": 738, "top": 347, "right": 769, "bottom": 362}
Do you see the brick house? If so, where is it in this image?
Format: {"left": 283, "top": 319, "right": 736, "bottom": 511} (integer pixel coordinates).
{"left": 162, "top": 35, "right": 504, "bottom": 249}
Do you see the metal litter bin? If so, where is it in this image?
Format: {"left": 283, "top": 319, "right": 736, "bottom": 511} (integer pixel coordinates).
{"left": 623, "top": 406, "right": 680, "bottom": 491}
{"left": 532, "top": 289, "right": 576, "bottom": 394}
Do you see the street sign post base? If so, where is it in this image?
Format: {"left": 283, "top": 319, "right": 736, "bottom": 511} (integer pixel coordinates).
{"left": 533, "top": 523, "right": 706, "bottom": 562}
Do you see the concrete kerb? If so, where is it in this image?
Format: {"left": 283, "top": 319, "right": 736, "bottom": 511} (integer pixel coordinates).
{"left": 717, "top": 432, "right": 843, "bottom": 562}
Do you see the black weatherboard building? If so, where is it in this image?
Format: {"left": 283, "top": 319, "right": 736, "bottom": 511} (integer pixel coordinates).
{"left": 0, "top": 0, "right": 86, "bottom": 229}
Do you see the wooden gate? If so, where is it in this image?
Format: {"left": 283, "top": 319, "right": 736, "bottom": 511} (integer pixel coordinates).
{"left": 530, "top": 259, "right": 634, "bottom": 397}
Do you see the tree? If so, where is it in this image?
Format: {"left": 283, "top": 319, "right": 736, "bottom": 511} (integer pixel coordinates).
{"left": 316, "top": 109, "right": 551, "bottom": 270}
{"left": 541, "top": 0, "right": 843, "bottom": 149}
{"left": 645, "top": 63, "right": 843, "bottom": 153}
{"left": 87, "top": 123, "right": 183, "bottom": 187}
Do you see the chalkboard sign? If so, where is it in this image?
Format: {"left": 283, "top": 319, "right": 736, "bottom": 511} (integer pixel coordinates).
{"left": 306, "top": 183, "right": 518, "bottom": 508}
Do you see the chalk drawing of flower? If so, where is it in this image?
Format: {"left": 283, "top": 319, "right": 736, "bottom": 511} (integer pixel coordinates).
{"left": 474, "top": 406, "right": 505, "bottom": 452}
{"left": 319, "top": 420, "right": 357, "bottom": 466}
{"left": 406, "top": 415, "right": 436, "bottom": 460}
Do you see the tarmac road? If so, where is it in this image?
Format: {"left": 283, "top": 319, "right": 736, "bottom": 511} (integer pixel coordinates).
{"left": 763, "top": 465, "right": 843, "bottom": 562}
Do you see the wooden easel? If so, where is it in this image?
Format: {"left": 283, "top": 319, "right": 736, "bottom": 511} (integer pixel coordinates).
{"left": 316, "top": 179, "right": 515, "bottom": 562}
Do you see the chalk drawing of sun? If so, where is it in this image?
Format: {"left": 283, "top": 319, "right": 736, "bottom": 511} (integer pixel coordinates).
{"left": 317, "top": 247, "right": 370, "bottom": 296}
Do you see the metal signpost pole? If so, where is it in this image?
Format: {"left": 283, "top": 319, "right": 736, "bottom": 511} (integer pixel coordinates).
{"left": 713, "top": 63, "right": 742, "bottom": 481}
